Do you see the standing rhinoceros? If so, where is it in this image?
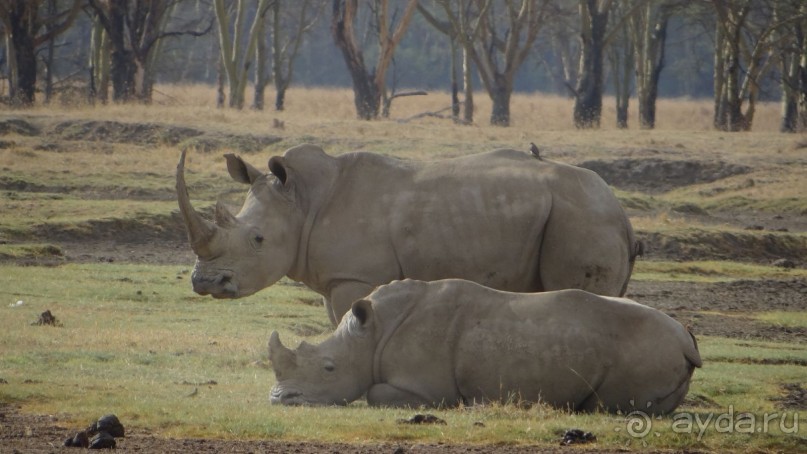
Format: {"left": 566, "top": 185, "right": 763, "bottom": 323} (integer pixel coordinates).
{"left": 177, "top": 144, "right": 640, "bottom": 325}
{"left": 269, "top": 279, "right": 702, "bottom": 413}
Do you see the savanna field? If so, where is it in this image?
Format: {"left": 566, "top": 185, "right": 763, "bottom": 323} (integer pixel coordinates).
{"left": 1, "top": 86, "right": 806, "bottom": 452}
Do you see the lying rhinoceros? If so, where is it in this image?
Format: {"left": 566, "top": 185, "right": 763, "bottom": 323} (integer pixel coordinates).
{"left": 269, "top": 279, "right": 701, "bottom": 413}
{"left": 177, "top": 144, "right": 640, "bottom": 325}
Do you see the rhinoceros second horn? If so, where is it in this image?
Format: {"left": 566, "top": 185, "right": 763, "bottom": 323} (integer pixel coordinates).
{"left": 269, "top": 330, "right": 297, "bottom": 370}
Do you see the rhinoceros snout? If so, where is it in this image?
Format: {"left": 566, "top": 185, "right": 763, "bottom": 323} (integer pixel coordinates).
{"left": 191, "top": 271, "right": 237, "bottom": 298}
{"left": 270, "top": 387, "right": 305, "bottom": 406}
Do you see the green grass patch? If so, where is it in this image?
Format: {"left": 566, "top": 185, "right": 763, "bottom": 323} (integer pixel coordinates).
{"left": 0, "top": 194, "right": 183, "bottom": 235}
{"left": 701, "top": 195, "right": 807, "bottom": 215}
{"left": 0, "top": 243, "right": 63, "bottom": 260}
{"left": 1, "top": 264, "right": 804, "bottom": 450}
{"left": 755, "top": 312, "right": 807, "bottom": 329}
{"left": 632, "top": 260, "right": 807, "bottom": 282}
{"left": 699, "top": 336, "right": 807, "bottom": 366}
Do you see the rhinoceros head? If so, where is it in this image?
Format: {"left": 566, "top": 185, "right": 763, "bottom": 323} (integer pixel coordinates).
{"left": 269, "top": 300, "right": 376, "bottom": 406}
{"left": 176, "top": 150, "right": 305, "bottom": 298}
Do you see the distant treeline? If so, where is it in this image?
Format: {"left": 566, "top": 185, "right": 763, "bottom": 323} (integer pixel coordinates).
{"left": 1, "top": 1, "right": 805, "bottom": 132}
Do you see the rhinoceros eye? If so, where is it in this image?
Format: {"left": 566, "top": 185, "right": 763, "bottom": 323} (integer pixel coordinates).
{"left": 324, "top": 361, "right": 335, "bottom": 372}
{"left": 255, "top": 234, "right": 264, "bottom": 244}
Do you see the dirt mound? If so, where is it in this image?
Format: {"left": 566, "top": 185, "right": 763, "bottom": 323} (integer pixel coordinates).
{"left": 29, "top": 212, "right": 187, "bottom": 244}
{"left": 772, "top": 383, "right": 807, "bottom": 410}
{"left": 48, "top": 119, "right": 282, "bottom": 152}
{"left": 0, "top": 118, "right": 39, "bottom": 136}
{"left": 628, "top": 278, "right": 807, "bottom": 313}
{"left": 52, "top": 120, "right": 203, "bottom": 146}
{"left": 628, "top": 278, "right": 807, "bottom": 342}
{"left": 180, "top": 133, "right": 282, "bottom": 153}
{"left": 579, "top": 158, "right": 751, "bottom": 193}
{"left": 0, "top": 176, "right": 177, "bottom": 201}
{"left": 638, "top": 230, "right": 807, "bottom": 265}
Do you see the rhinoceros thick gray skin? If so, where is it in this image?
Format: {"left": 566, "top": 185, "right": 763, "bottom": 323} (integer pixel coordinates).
{"left": 269, "top": 279, "right": 702, "bottom": 413}
{"left": 177, "top": 144, "right": 639, "bottom": 325}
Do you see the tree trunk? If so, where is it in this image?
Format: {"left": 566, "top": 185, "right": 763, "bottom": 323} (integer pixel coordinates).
{"left": 780, "top": 40, "right": 799, "bottom": 133}
{"left": 331, "top": 0, "right": 380, "bottom": 120}
{"left": 275, "top": 89, "right": 287, "bottom": 112}
{"left": 610, "top": 4, "right": 632, "bottom": 130}
{"left": 332, "top": 0, "right": 416, "bottom": 120}
{"left": 8, "top": 12, "right": 37, "bottom": 106}
{"left": 43, "top": 0, "right": 57, "bottom": 105}
{"left": 4, "top": 32, "right": 18, "bottom": 101}
{"left": 11, "top": 36, "right": 36, "bottom": 107}
{"left": 105, "top": 0, "right": 136, "bottom": 103}
{"left": 712, "top": 1, "right": 751, "bottom": 132}
{"left": 713, "top": 19, "right": 727, "bottom": 130}
{"left": 97, "top": 28, "right": 110, "bottom": 104}
{"left": 637, "top": 77, "right": 660, "bottom": 129}
{"left": 724, "top": 34, "right": 744, "bottom": 131}
{"left": 573, "top": 0, "right": 609, "bottom": 129}
{"left": 110, "top": 49, "right": 137, "bottom": 102}
{"left": 217, "top": 55, "right": 225, "bottom": 108}
{"left": 613, "top": 48, "right": 631, "bottom": 129}
{"left": 450, "top": 35, "right": 460, "bottom": 119}
{"left": 44, "top": 34, "right": 54, "bottom": 104}
{"left": 490, "top": 75, "right": 511, "bottom": 127}
{"left": 252, "top": 15, "right": 268, "bottom": 110}
{"left": 351, "top": 75, "right": 380, "bottom": 120}
{"left": 631, "top": 2, "right": 668, "bottom": 130}
{"left": 462, "top": 46, "right": 473, "bottom": 124}
{"left": 271, "top": 0, "right": 284, "bottom": 111}
{"left": 215, "top": 0, "right": 269, "bottom": 110}
{"left": 799, "top": 39, "right": 807, "bottom": 130}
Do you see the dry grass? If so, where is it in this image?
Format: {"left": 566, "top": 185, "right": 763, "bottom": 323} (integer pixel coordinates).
{"left": 35, "top": 84, "right": 793, "bottom": 159}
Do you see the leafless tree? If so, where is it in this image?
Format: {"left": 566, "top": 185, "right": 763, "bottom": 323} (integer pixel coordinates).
{"left": 88, "top": 9, "right": 111, "bottom": 104}
{"left": 0, "top": 0, "right": 81, "bottom": 106}
{"left": 628, "top": 0, "right": 672, "bottom": 129}
{"left": 417, "top": 1, "right": 474, "bottom": 123}
{"left": 253, "top": 0, "right": 322, "bottom": 111}
{"left": 331, "top": 0, "right": 418, "bottom": 120}
{"left": 572, "top": 0, "right": 613, "bottom": 129}
{"left": 607, "top": 0, "right": 632, "bottom": 128}
{"left": 213, "top": 0, "right": 270, "bottom": 109}
{"left": 88, "top": 0, "right": 211, "bottom": 103}
{"left": 775, "top": 0, "right": 807, "bottom": 132}
{"left": 421, "top": 0, "right": 551, "bottom": 127}
{"left": 710, "top": 0, "right": 803, "bottom": 131}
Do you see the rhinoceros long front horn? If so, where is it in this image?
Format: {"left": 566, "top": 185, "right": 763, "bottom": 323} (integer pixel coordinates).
{"left": 176, "top": 150, "right": 217, "bottom": 257}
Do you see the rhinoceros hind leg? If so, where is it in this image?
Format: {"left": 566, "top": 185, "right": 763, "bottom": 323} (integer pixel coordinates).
{"left": 326, "top": 281, "right": 376, "bottom": 326}
{"left": 538, "top": 217, "right": 632, "bottom": 297}
{"left": 367, "top": 383, "right": 447, "bottom": 408}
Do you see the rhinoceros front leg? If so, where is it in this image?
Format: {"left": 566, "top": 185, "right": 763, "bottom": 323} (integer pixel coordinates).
{"left": 325, "top": 281, "right": 376, "bottom": 326}
{"left": 367, "top": 383, "right": 445, "bottom": 408}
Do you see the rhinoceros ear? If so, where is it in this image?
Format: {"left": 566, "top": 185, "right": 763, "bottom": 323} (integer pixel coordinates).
{"left": 351, "top": 300, "right": 374, "bottom": 328}
{"left": 225, "top": 153, "right": 262, "bottom": 185}
{"left": 268, "top": 156, "right": 288, "bottom": 185}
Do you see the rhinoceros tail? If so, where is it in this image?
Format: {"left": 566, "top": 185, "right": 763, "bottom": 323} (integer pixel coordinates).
{"left": 685, "top": 327, "right": 703, "bottom": 369}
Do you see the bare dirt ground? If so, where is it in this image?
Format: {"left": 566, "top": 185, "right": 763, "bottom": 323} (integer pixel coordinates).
{"left": 1, "top": 403, "right": 619, "bottom": 454}
{"left": 1, "top": 117, "right": 805, "bottom": 452}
